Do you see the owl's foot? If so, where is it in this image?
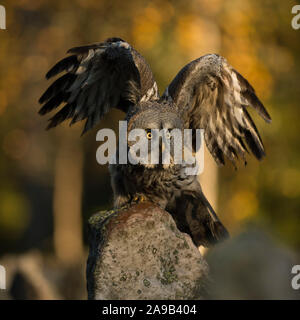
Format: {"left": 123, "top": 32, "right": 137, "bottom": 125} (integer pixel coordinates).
{"left": 114, "top": 193, "right": 147, "bottom": 211}
{"left": 132, "top": 194, "right": 146, "bottom": 203}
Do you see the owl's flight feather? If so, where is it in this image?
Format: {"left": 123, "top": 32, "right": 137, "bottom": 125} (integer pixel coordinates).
{"left": 39, "top": 38, "right": 159, "bottom": 134}
{"left": 39, "top": 39, "right": 271, "bottom": 247}
{"left": 39, "top": 39, "right": 270, "bottom": 167}
{"left": 162, "top": 54, "right": 271, "bottom": 166}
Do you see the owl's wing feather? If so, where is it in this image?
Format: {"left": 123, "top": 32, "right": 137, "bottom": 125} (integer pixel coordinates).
{"left": 162, "top": 54, "right": 271, "bottom": 166}
{"left": 39, "top": 38, "right": 159, "bottom": 134}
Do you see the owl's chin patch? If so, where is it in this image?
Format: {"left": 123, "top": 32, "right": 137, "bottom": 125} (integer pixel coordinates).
{"left": 163, "top": 163, "right": 174, "bottom": 169}
{"left": 143, "top": 162, "right": 175, "bottom": 170}
{"left": 143, "top": 163, "right": 156, "bottom": 169}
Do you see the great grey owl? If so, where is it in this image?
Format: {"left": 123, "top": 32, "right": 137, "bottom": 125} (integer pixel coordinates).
{"left": 39, "top": 37, "right": 271, "bottom": 247}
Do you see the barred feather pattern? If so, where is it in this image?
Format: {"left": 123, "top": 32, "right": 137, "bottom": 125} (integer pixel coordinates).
{"left": 162, "top": 54, "right": 271, "bottom": 166}
{"left": 38, "top": 41, "right": 271, "bottom": 247}
{"left": 39, "top": 38, "right": 159, "bottom": 134}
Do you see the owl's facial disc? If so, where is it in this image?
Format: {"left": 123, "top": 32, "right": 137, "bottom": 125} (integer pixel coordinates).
{"left": 127, "top": 109, "right": 183, "bottom": 168}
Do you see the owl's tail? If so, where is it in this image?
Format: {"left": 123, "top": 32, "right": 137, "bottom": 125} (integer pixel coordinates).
{"left": 173, "top": 191, "right": 229, "bottom": 247}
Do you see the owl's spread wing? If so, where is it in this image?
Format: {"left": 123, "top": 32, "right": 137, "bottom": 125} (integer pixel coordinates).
{"left": 162, "top": 54, "right": 271, "bottom": 166}
{"left": 39, "top": 38, "right": 159, "bottom": 134}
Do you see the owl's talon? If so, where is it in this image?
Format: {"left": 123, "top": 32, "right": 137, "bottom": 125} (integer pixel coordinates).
{"left": 132, "top": 195, "right": 146, "bottom": 203}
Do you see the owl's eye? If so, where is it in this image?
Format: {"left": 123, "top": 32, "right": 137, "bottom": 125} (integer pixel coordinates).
{"left": 146, "top": 130, "right": 152, "bottom": 139}
{"left": 165, "top": 131, "right": 171, "bottom": 139}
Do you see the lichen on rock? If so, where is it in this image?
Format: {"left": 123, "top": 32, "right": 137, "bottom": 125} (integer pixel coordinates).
{"left": 87, "top": 201, "right": 209, "bottom": 300}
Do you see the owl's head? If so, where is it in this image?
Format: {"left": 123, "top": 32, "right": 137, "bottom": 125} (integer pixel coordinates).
{"left": 125, "top": 102, "right": 185, "bottom": 168}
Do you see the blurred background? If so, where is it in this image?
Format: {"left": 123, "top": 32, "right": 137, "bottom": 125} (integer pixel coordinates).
{"left": 0, "top": 0, "right": 299, "bottom": 299}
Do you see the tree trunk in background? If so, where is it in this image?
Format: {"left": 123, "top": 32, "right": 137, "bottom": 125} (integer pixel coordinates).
{"left": 53, "top": 130, "right": 84, "bottom": 264}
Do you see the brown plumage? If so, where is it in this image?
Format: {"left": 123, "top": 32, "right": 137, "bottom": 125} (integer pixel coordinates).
{"left": 163, "top": 54, "right": 271, "bottom": 166}
{"left": 39, "top": 38, "right": 271, "bottom": 247}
